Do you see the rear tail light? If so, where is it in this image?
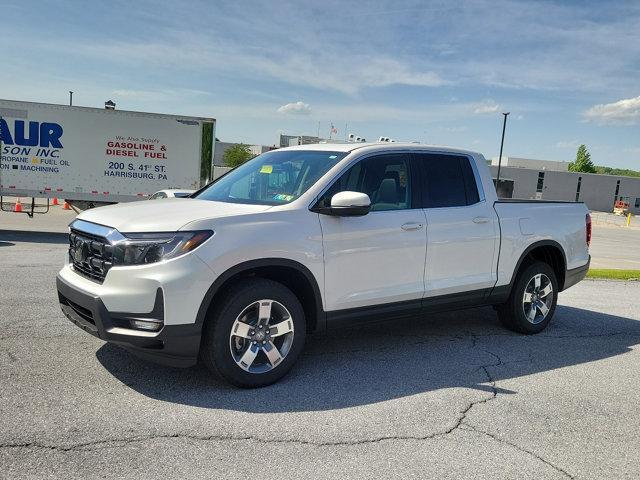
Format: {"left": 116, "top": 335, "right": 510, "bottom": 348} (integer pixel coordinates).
{"left": 586, "top": 213, "right": 592, "bottom": 247}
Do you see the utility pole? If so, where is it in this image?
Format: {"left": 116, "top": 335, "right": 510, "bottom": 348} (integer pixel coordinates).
{"left": 69, "top": 91, "right": 73, "bottom": 106}
{"left": 496, "top": 112, "right": 510, "bottom": 186}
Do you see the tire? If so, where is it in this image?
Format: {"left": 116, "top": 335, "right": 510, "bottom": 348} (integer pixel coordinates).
{"left": 497, "top": 261, "right": 558, "bottom": 334}
{"left": 200, "top": 278, "right": 306, "bottom": 388}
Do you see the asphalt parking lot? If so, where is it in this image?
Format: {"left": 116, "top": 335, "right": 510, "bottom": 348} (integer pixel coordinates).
{"left": 1, "top": 214, "right": 640, "bottom": 479}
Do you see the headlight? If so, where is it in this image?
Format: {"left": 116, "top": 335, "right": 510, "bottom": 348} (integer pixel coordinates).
{"left": 112, "top": 230, "right": 213, "bottom": 266}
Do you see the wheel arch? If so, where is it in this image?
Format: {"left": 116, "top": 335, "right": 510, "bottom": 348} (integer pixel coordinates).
{"left": 195, "top": 258, "right": 325, "bottom": 334}
{"left": 490, "top": 240, "right": 568, "bottom": 303}
{"left": 512, "top": 240, "right": 567, "bottom": 291}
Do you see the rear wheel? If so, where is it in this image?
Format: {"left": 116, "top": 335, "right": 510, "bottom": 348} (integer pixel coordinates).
{"left": 497, "top": 261, "right": 558, "bottom": 334}
{"left": 200, "top": 278, "right": 306, "bottom": 388}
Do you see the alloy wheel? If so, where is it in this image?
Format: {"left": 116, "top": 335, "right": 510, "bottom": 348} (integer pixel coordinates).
{"left": 522, "top": 273, "right": 554, "bottom": 324}
{"left": 229, "top": 299, "right": 295, "bottom": 374}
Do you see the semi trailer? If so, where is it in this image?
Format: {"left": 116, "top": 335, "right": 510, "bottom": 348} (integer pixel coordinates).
{"left": 0, "top": 99, "right": 215, "bottom": 214}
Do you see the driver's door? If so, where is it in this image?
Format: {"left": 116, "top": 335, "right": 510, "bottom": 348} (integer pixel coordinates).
{"left": 317, "top": 153, "right": 427, "bottom": 313}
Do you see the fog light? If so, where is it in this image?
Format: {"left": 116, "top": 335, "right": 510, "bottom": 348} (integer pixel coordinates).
{"left": 130, "top": 319, "right": 163, "bottom": 331}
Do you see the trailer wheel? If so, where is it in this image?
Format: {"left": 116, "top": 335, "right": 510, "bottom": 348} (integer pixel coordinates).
{"left": 497, "top": 261, "right": 558, "bottom": 334}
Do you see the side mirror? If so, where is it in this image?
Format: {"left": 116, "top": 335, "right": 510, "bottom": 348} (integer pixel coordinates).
{"left": 328, "top": 191, "right": 371, "bottom": 216}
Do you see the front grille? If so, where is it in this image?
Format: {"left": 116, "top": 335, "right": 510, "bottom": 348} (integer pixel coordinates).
{"left": 69, "top": 228, "right": 113, "bottom": 283}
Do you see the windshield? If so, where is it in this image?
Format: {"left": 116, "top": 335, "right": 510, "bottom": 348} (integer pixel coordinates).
{"left": 195, "top": 150, "right": 347, "bottom": 205}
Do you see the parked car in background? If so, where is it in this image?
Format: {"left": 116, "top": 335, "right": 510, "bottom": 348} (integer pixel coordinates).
{"left": 148, "top": 189, "right": 195, "bottom": 199}
{"left": 57, "top": 143, "right": 591, "bottom": 388}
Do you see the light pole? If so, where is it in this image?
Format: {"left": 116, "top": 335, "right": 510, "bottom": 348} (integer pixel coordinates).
{"left": 69, "top": 91, "right": 73, "bottom": 106}
{"left": 496, "top": 112, "right": 510, "bottom": 187}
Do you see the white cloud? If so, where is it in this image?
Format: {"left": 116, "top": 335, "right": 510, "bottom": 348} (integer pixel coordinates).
{"left": 4, "top": 0, "right": 640, "bottom": 99}
{"left": 472, "top": 99, "right": 501, "bottom": 114}
{"left": 583, "top": 96, "right": 640, "bottom": 125}
{"left": 556, "top": 140, "right": 580, "bottom": 149}
{"left": 207, "top": 52, "right": 447, "bottom": 95}
{"left": 110, "top": 88, "right": 210, "bottom": 102}
{"left": 277, "top": 101, "right": 312, "bottom": 115}
{"left": 57, "top": 39, "right": 447, "bottom": 96}
{"left": 437, "top": 125, "right": 468, "bottom": 133}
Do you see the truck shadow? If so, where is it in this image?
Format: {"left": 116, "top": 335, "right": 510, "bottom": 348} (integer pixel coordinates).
{"left": 96, "top": 304, "right": 640, "bottom": 413}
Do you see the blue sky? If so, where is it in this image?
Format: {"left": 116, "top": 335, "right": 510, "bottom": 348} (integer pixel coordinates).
{"left": 2, "top": 0, "right": 639, "bottom": 168}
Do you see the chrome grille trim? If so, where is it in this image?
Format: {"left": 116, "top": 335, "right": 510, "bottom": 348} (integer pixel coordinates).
{"left": 68, "top": 220, "right": 121, "bottom": 283}
{"left": 69, "top": 219, "right": 125, "bottom": 243}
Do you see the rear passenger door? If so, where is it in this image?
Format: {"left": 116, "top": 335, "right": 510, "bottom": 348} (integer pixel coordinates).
{"left": 415, "top": 153, "right": 499, "bottom": 298}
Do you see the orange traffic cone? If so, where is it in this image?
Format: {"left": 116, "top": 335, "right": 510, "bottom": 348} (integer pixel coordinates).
{"left": 52, "top": 197, "right": 59, "bottom": 206}
{"left": 63, "top": 201, "right": 71, "bottom": 210}
{"left": 14, "top": 198, "right": 23, "bottom": 213}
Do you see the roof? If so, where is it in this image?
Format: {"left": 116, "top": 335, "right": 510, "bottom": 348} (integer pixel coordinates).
{"left": 279, "top": 142, "right": 481, "bottom": 157}
{"left": 0, "top": 98, "right": 216, "bottom": 122}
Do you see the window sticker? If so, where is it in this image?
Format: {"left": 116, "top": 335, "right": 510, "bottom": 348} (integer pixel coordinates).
{"left": 273, "top": 193, "right": 294, "bottom": 202}
{"left": 260, "top": 165, "right": 273, "bottom": 174}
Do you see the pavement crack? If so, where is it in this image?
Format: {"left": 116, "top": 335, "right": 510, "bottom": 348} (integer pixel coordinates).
{"left": 455, "top": 336, "right": 575, "bottom": 479}
{"left": 462, "top": 424, "right": 575, "bottom": 479}
{"left": 419, "top": 335, "right": 505, "bottom": 439}
{"left": 0, "top": 428, "right": 481, "bottom": 451}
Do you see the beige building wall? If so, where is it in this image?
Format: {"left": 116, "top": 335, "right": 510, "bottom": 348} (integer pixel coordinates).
{"left": 490, "top": 166, "right": 640, "bottom": 214}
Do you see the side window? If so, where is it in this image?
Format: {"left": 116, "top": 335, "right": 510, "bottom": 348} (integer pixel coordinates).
{"left": 460, "top": 157, "right": 480, "bottom": 205}
{"left": 418, "top": 154, "right": 479, "bottom": 208}
{"left": 321, "top": 154, "right": 412, "bottom": 211}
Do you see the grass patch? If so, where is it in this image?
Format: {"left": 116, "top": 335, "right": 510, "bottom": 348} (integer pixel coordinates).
{"left": 587, "top": 269, "right": 640, "bottom": 281}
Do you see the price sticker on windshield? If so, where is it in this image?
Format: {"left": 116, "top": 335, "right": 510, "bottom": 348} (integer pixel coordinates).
{"left": 260, "top": 165, "right": 273, "bottom": 174}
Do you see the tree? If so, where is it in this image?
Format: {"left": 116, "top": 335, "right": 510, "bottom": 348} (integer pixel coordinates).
{"left": 594, "top": 166, "right": 640, "bottom": 178}
{"left": 223, "top": 143, "right": 253, "bottom": 168}
{"left": 568, "top": 144, "right": 596, "bottom": 173}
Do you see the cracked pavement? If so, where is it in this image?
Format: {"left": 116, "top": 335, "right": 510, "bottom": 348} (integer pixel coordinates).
{"left": 1, "top": 231, "right": 640, "bottom": 479}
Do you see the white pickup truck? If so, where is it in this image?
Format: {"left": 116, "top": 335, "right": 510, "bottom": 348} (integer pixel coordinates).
{"left": 57, "top": 143, "right": 591, "bottom": 387}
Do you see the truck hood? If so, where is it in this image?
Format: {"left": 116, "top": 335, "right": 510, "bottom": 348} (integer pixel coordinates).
{"left": 76, "top": 198, "right": 272, "bottom": 232}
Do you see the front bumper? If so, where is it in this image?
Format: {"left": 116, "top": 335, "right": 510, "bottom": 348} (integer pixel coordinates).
{"left": 57, "top": 274, "right": 201, "bottom": 367}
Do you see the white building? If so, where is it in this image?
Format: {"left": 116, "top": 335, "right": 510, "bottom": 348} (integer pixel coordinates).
{"left": 279, "top": 134, "right": 323, "bottom": 148}
{"left": 490, "top": 156, "right": 570, "bottom": 172}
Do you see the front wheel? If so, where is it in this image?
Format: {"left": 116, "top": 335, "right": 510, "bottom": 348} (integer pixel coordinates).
{"left": 497, "top": 261, "right": 558, "bottom": 334}
{"left": 200, "top": 278, "right": 306, "bottom": 388}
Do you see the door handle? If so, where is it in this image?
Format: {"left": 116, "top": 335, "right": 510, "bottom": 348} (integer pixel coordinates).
{"left": 473, "top": 216, "right": 490, "bottom": 224}
{"left": 401, "top": 222, "right": 424, "bottom": 231}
